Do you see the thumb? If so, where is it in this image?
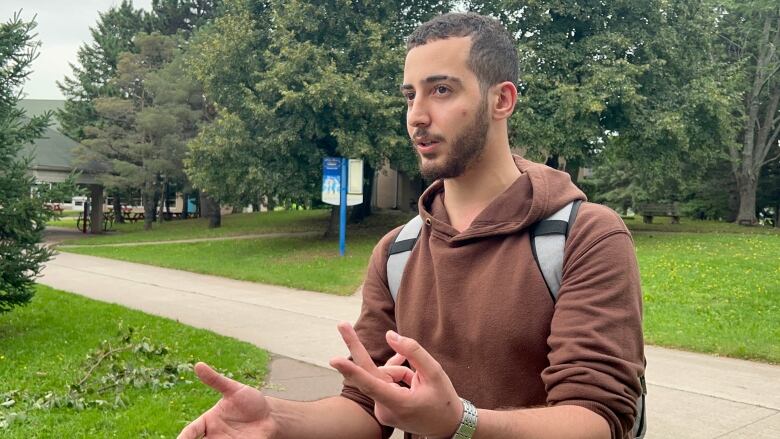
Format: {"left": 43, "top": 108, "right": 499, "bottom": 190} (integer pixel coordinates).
{"left": 194, "top": 362, "right": 244, "bottom": 396}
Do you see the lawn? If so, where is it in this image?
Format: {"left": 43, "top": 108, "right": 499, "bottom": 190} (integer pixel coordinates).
{"left": 634, "top": 232, "right": 780, "bottom": 363}
{"left": 0, "top": 285, "right": 269, "bottom": 437}
{"left": 59, "top": 210, "right": 780, "bottom": 362}
{"left": 65, "top": 234, "right": 380, "bottom": 295}
{"left": 624, "top": 216, "right": 780, "bottom": 235}
{"left": 57, "top": 209, "right": 333, "bottom": 245}
{"left": 45, "top": 217, "right": 80, "bottom": 228}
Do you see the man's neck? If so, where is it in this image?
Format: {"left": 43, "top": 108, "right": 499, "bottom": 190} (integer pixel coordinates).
{"left": 442, "top": 147, "right": 521, "bottom": 233}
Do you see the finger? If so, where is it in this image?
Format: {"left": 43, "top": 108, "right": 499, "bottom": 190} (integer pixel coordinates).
{"left": 384, "top": 353, "right": 407, "bottom": 367}
{"left": 385, "top": 331, "right": 441, "bottom": 377}
{"left": 337, "top": 322, "right": 380, "bottom": 374}
{"left": 194, "top": 362, "right": 244, "bottom": 396}
{"left": 378, "top": 365, "right": 415, "bottom": 386}
{"left": 330, "top": 357, "right": 407, "bottom": 406}
{"left": 177, "top": 413, "right": 206, "bottom": 439}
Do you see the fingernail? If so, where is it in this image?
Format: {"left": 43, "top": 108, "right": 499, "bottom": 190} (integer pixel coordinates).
{"left": 388, "top": 330, "right": 401, "bottom": 342}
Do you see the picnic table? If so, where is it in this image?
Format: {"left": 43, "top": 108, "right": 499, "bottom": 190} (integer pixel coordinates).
{"left": 120, "top": 207, "right": 145, "bottom": 223}
{"left": 76, "top": 208, "right": 114, "bottom": 232}
{"left": 103, "top": 207, "right": 145, "bottom": 224}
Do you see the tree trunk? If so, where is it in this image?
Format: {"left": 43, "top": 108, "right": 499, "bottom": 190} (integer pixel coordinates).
{"left": 730, "top": 14, "right": 780, "bottom": 226}
{"left": 735, "top": 174, "right": 759, "bottom": 225}
{"left": 208, "top": 202, "right": 221, "bottom": 228}
{"left": 89, "top": 184, "right": 104, "bottom": 235}
{"left": 201, "top": 194, "right": 221, "bottom": 228}
{"left": 143, "top": 183, "right": 155, "bottom": 231}
{"left": 151, "top": 190, "right": 159, "bottom": 223}
{"left": 200, "top": 193, "right": 211, "bottom": 220}
{"left": 324, "top": 205, "right": 340, "bottom": 238}
{"left": 113, "top": 194, "right": 124, "bottom": 224}
{"left": 158, "top": 179, "right": 167, "bottom": 223}
{"left": 182, "top": 192, "right": 190, "bottom": 219}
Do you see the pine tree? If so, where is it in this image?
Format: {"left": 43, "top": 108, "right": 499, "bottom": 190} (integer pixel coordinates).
{"left": 0, "top": 14, "right": 55, "bottom": 313}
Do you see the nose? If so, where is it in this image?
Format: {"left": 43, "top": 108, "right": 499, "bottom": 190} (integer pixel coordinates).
{"left": 407, "top": 99, "right": 430, "bottom": 129}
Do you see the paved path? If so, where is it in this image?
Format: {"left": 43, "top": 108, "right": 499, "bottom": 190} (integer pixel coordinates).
{"left": 39, "top": 252, "right": 780, "bottom": 438}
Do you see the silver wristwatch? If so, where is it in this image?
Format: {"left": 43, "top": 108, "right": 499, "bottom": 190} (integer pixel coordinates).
{"left": 452, "top": 398, "right": 478, "bottom": 439}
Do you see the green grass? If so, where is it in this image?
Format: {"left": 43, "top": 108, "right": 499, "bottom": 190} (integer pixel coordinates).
{"left": 57, "top": 209, "right": 333, "bottom": 245}
{"left": 59, "top": 210, "right": 780, "bottom": 362}
{"left": 625, "top": 217, "right": 780, "bottom": 235}
{"left": 0, "top": 285, "right": 268, "bottom": 437}
{"left": 45, "top": 217, "right": 80, "bottom": 228}
{"left": 636, "top": 233, "right": 780, "bottom": 363}
{"left": 65, "top": 234, "right": 381, "bottom": 295}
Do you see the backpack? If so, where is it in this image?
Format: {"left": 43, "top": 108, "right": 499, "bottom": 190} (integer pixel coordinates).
{"left": 386, "top": 200, "right": 647, "bottom": 439}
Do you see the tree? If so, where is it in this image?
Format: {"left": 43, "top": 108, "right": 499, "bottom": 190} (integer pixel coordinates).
{"left": 56, "top": 1, "right": 149, "bottom": 141}
{"left": 185, "top": 0, "right": 451, "bottom": 225}
{"left": 148, "top": 0, "right": 223, "bottom": 37}
{"left": 717, "top": 1, "right": 780, "bottom": 225}
{"left": 74, "top": 33, "right": 196, "bottom": 230}
{"left": 470, "top": 0, "right": 660, "bottom": 169}
{"left": 1, "top": 14, "right": 55, "bottom": 312}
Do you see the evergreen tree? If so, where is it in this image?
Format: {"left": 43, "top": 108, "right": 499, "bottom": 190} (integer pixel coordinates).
{"left": 56, "top": 1, "right": 149, "bottom": 141}
{"left": 75, "top": 33, "right": 204, "bottom": 231}
{"left": 1, "top": 14, "right": 55, "bottom": 312}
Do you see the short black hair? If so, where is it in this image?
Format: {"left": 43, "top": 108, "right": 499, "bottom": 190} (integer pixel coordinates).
{"left": 406, "top": 13, "right": 518, "bottom": 90}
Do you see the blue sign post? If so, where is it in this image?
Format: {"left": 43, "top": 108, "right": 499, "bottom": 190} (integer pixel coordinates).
{"left": 322, "top": 157, "right": 363, "bottom": 256}
{"left": 339, "top": 158, "right": 348, "bottom": 256}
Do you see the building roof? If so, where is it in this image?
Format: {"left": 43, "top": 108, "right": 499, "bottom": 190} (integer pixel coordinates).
{"left": 17, "top": 99, "right": 64, "bottom": 129}
{"left": 16, "top": 99, "right": 80, "bottom": 173}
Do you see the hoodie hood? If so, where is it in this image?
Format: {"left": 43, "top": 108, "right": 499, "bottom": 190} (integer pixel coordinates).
{"left": 418, "top": 156, "right": 586, "bottom": 242}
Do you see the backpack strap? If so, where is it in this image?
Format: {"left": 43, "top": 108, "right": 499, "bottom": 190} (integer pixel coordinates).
{"left": 530, "top": 200, "right": 582, "bottom": 302}
{"left": 384, "top": 201, "right": 647, "bottom": 438}
{"left": 387, "top": 215, "right": 423, "bottom": 302}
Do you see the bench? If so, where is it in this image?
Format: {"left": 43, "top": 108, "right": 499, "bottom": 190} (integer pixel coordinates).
{"left": 636, "top": 203, "right": 681, "bottom": 224}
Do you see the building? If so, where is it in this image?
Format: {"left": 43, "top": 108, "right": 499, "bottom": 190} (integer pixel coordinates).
{"left": 17, "top": 99, "right": 97, "bottom": 186}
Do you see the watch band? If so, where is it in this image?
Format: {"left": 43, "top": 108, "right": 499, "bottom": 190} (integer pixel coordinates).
{"left": 452, "top": 398, "right": 478, "bottom": 439}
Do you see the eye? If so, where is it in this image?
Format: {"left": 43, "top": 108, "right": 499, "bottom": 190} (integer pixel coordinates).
{"left": 433, "top": 85, "right": 450, "bottom": 95}
{"left": 404, "top": 92, "right": 415, "bottom": 103}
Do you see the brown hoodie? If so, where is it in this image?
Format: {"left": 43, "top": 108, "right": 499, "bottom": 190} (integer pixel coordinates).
{"left": 341, "top": 157, "right": 644, "bottom": 439}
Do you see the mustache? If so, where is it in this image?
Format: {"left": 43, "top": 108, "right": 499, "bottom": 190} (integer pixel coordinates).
{"left": 411, "top": 128, "right": 444, "bottom": 143}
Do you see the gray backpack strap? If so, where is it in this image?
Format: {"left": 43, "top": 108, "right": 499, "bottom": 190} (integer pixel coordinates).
{"left": 387, "top": 215, "right": 423, "bottom": 302}
{"left": 530, "top": 200, "right": 582, "bottom": 301}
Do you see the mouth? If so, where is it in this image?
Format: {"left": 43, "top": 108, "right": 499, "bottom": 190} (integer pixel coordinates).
{"left": 415, "top": 139, "right": 441, "bottom": 152}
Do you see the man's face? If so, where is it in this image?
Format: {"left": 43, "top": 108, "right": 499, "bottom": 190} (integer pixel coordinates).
{"left": 402, "top": 37, "right": 490, "bottom": 180}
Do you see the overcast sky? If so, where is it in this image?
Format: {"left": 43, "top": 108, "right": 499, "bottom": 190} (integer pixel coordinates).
{"left": 1, "top": 0, "right": 153, "bottom": 100}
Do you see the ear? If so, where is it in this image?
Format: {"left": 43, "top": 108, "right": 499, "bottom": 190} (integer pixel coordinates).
{"left": 490, "top": 81, "right": 517, "bottom": 121}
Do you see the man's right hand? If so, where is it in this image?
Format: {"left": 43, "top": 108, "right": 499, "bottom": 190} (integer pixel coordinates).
{"left": 178, "top": 362, "right": 277, "bottom": 439}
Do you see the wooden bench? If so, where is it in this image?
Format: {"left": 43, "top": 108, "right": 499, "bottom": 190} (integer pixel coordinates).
{"left": 636, "top": 203, "right": 681, "bottom": 224}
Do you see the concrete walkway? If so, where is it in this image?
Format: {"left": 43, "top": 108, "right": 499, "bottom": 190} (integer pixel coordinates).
{"left": 39, "top": 251, "right": 780, "bottom": 438}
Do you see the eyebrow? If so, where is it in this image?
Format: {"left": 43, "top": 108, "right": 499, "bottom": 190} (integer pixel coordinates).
{"left": 400, "top": 75, "right": 464, "bottom": 92}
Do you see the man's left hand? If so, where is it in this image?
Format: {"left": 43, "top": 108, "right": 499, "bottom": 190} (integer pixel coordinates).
{"left": 329, "top": 322, "right": 463, "bottom": 438}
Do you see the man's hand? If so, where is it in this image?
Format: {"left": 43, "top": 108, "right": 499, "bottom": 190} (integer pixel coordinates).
{"left": 178, "top": 362, "right": 276, "bottom": 439}
{"left": 329, "top": 322, "right": 463, "bottom": 438}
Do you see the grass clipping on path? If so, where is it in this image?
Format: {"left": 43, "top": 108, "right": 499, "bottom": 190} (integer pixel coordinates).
{"left": 0, "top": 285, "right": 268, "bottom": 437}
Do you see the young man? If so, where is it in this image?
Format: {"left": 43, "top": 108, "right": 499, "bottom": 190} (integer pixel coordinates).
{"left": 178, "top": 13, "right": 644, "bottom": 439}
